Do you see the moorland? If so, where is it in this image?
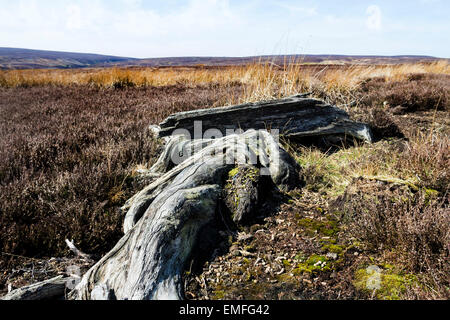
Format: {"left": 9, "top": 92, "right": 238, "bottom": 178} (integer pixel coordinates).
{"left": 0, "top": 60, "right": 448, "bottom": 299}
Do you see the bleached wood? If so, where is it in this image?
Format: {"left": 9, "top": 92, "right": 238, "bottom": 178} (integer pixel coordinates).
{"left": 1, "top": 276, "right": 67, "bottom": 300}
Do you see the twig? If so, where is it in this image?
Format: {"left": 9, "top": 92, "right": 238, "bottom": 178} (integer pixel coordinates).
{"left": 65, "top": 239, "right": 93, "bottom": 261}
{"left": 1, "top": 251, "right": 44, "bottom": 262}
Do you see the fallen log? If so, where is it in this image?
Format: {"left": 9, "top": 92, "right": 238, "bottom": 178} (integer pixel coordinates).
{"left": 158, "top": 94, "right": 373, "bottom": 143}
{"left": 1, "top": 276, "right": 67, "bottom": 300}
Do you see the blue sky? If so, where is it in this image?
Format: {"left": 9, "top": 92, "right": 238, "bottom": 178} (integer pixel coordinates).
{"left": 0, "top": 0, "right": 448, "bottom": 58}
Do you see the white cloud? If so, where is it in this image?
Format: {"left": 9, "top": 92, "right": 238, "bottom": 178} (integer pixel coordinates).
{"left": 66, "top": 5, "right": 82, "bottom": 30}
{"left": 275, "top": 2, "right": 318, "bottom": 16}
{"left": 0, "top": 0, "right": 447, "bottom": 58}
{"left": 366, "top": 5, "right": 382, "bottom": 31}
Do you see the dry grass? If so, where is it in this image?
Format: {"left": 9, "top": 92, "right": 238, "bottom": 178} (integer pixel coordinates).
{"left": 1, "top": 60, "right": 448, "bottom": 105}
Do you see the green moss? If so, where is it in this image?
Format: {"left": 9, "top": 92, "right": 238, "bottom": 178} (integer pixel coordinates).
{"left": 320, "top": 238, "right": 337, "bottom": 245}
{"left": 225, "top": 166, "right": 260, "bottom": 220}
{"left": 282, "top": 259, "right": 291, "bottom": 267}
{"left": 322, "top": 244, "right": 344, "bottom": 255}
{"left": 424, "top": 188, "right": 439, "bottom": 205}
{"left": 293, "top": 254, "right": 332, "bottom": 274}
{"left": 297, "top": 217, "right": 339, "bottom": 237}
{"left": 244, "top": 244, "right": 255, "bottom": 252}
{"left": 293, "top": 253, "right": 306, "bottom": 262}
{"left": 424, "top": 188, "right": 439, "bottom": 197}
{"left": 354, "top": 265, "right": 418, "bottom": 300}
{"left": 212, "top": 290, "right": 226, "bottom": 300}
{"left": 228, "top": 167, "right": 239, "bottom": 179}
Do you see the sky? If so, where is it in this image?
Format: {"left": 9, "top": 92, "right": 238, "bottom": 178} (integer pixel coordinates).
{"left": 0, "top": 0, "right": 449, "bottom": 58}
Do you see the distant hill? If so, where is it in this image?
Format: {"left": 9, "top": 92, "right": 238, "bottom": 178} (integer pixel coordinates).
{"left": 0, "top": 47, "right": 445, "bottom": 70}
{"left": 116, "top": 54, "right": 444, "bottom": 67}
{"left": 0, "top": 47, "right": 134, "bottom": 69}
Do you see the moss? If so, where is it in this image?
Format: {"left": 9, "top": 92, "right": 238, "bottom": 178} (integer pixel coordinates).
{"left": 282, "top": 259, "right": 291, "bottom": 267}
{"left": 297, "top": 216, "right": 340, "bottom": 237}
{"left": 424, "top": 188, "right": 439, "bottom": 204}
{"left": 224, "top": 166, "right": 259, "bottom": 220}
{"left": 320, "top": 238, "right": 337, "bottom": 245}
{"left": 212, "top": 290, "right": 226, "bottom": 300}
{"left": 293, "top": 253, "right": 306, "bottom": 262}
{"left": 293, "top": 254, "right": 332, "bottom": 274}
{"left": 354, "top": 265, "right": 418, "bottom": 300}
{"left": 277, "top": 273, "right": 294, "bottom": 282}
{"left": 228, "top": 167, "right": 239, "bottom": 179}
{"left": 244, "top": 244, "right": 255, "bottom": 252}
{"left": 424, "top": 188, "right": 439, "bottom": 197}
{"left": 322, "top": 244, "right": 344, "bottom": 255}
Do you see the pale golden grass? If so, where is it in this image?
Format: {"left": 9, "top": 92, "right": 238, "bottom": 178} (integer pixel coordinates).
{"left": 291, "top": 127, "right": 449, "bottom": 197}
{"left": 1, "top": 60, "right": 448, "bottom": 105}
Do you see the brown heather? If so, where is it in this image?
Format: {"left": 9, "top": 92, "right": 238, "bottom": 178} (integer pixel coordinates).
{"left": 337, "top": 181, "right": 449, "bottom": 299}
{"left": 0, "top": 84, "right": 242, "bottom": 257}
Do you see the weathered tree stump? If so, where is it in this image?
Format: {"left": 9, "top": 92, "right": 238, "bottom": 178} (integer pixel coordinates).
{"left": 69, "top": 129, "right": 299, "bottom": 300}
